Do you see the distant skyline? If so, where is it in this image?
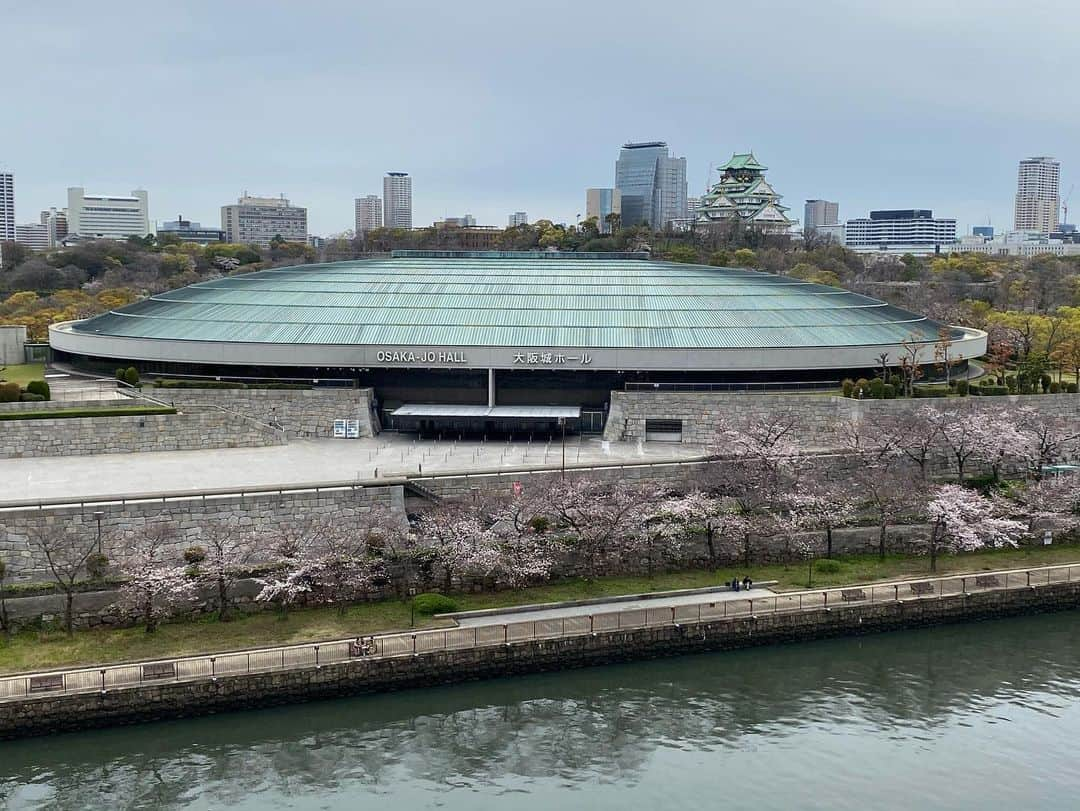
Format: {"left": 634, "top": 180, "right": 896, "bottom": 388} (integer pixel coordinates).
{"left": 3, "top": 1, "right": 1077, "bottom": 236}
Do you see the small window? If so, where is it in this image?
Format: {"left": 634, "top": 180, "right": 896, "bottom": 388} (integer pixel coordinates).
{"left": 645, "top": 419, "right": 683, "bottom": 442}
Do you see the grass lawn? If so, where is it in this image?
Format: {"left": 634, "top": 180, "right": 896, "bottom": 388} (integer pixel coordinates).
{"left": 2, "top": 542, "right": 1079, "bottom": 675}
{"left": 0, "top": 363, "right": 45, "bottom": 387}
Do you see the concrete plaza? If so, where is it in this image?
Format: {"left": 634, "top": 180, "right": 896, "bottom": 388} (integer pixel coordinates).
{"left": 1, "top": 434, "right": 707, "bottom": 503}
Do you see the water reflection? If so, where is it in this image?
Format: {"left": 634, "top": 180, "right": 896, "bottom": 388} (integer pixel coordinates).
{"left": 3, "top": 612, "right": 1080, "bottom": 810}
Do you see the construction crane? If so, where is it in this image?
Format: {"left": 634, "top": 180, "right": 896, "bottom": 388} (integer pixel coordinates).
{"left": 1063, "top": 184, "right": 1075, "bottom": 227}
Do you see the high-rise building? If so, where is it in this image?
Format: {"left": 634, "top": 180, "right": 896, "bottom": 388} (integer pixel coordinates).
{"left": 221, "top": 194, "right": 307, "bottom": 247}
{"left": 0, "top": 172, "right": 16, "bottom": 242}
{"left": 614, "top": 142, "right": 687, "bottom": 230}
{"left": 804, "top": 199, "right": 839, "bottom": 230}
{"left": 586, "top": 188, "right": 622, "bottom": 234}
{"left": 844, "top": 209, "right": 957, "bottom": 255}
{"left": 67, "top": 187, "right": 149, "bottom": 240}
{"left": 41, "top": 208, "right": 68, "bottom": 247}
{"left": 383, "top": 172, "right": 412, "bottom": 229}
{"left": 15, "top": 223, "right": 49, "bottom": 251}
{"left": 354, "top": 195, "right": 382, "bottom": 234}
{"left": 1014, "top": 156, "right": 1060, "bottom": 235}
{"left": 508, "top": 211, "right": 528, "bottom": 227}
{"left": 687, "top": 197, "right": 700, "bottom": 220}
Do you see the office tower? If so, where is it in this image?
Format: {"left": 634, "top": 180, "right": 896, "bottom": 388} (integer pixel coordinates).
{"left": 221, "top": 194, "right": 308, "bottom": 247}
{"left": 614, "top": 142, "right": 687, "bottom": 229}
{"left": 383, "top": 172, "right": 412, "bottom": 229}
{"left": 508, "top": 211, "right": 528, "bottom": 227}
{"left": 0, "top": 172, "right": 15, "bottom": 242}
{"left": 586, "top": 188, "right": 622, "bottom": 234}
{"left": 1014, "top": 156, "right": 1060, "bottom": 234}
{"left": 804, "top": 199, "right": 839, "bottom": 230}
{"left": 354, "top": 195, "right": 382, "bottom": 234}
{"left": 67, "top": 187, "right": 149, "bottom": 240}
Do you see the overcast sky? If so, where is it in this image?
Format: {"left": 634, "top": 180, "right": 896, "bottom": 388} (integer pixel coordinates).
{"left": 3, "top": 1, "right": 1077, "bottom": 236}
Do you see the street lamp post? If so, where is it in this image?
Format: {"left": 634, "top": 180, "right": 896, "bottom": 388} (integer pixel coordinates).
{"left": 559, "top": 417, "right": 566, "bottom": 478}
{"left": 93, "top": 511, "right": 104, "bottom": 556}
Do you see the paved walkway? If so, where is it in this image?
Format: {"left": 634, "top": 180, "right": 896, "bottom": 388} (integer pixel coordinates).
{"left": 451, "top": 587, "right": 775, "bottom": 627}
{"left": 2, "top": 436, "right": 708, "bottom": 502}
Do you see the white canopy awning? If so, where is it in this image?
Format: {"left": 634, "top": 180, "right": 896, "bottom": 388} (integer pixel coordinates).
{"left": 391, "top": 404, "right": 581, "bottom": 419}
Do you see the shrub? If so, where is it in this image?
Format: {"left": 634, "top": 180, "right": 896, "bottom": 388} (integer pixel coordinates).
{"left": 1050, "top": 381, "right": 1062, "bottom": 394}
{"left": 973, "top": 384, "right": 1009, "bottom": 396}
{"left": 1068, "top": 383, "right": 1079, "bottom": 394}
{"left": 888, "top": 374, "right": 903, "bottom": 390}
{"left": 1040, "top": 373, "right": 1052, "bottom": 393}
{"left": 0, "top": 382, "right": 19, "bottom": 403}
{"left": 867, "top": 378, "right": 885, "bottom": 399}
{"left": 1005, "top": 374, "right": 1017, "bottom": 392}
{"left": 124, "top": 366, "right": 140, "bottom": 386}
{"left": 882, "top": 383, "right": 897, "bottom": 399}
{"left": 912, "top": 385, "right": 948, "bottom": 398}
{"left": 18, "top": 392, "right": 45, "bottom": 402}
{"left": 948, "top": 379, "right": 958, "bottom": 390}
{"left": 25, "top": 380, "right": 50, "bottom": 401}
{"left": 815, "top": 559, "right": 843, "bottom": 574}
{"left": 183, "top": 546, "right": 207, "bottom": 565}
{"left": 115, "top": 368, "right": 126, "bottom": 381}
{"left": 528, "top": 515, "right": 550, "bottom": 534}
{"left": 412, "top": 593, "right": 459, "bottom": 616}
{"left": 86, "top": 553, "right": 109, "bottom": 580}
{"left": 841, "top": 379, "right": 855, "bottom": 398}
{"left": 955, "top": 380, "right": 969, "bottom": 396}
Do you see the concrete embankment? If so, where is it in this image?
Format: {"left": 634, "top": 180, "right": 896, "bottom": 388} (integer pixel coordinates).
{"left": 2, "top": 579, "right": 1079, "bottom": 740}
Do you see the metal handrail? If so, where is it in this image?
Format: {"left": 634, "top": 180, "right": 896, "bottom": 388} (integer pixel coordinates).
{"left": 0, "top": 562, "right": 1073, "bottom": 703}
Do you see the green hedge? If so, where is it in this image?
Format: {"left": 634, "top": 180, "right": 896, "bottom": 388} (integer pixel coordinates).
{"left": 973, "top": 385, "right": 1009, "bottom": 396}
{"left": 912, "top": 385, "right": 949, "bottom": 398}
{"left": 152, "top": 379, "right": 311, "bottom": 390}
{"left": 0, "top": 406, "right": 176, "bottom": 422}
{"left": 412, "top": 592, "right": 460, "bottom": 615}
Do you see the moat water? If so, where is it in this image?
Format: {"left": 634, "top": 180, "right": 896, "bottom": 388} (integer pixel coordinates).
{"left": 3, "top": 612, "right": 1080, "bottom": 810}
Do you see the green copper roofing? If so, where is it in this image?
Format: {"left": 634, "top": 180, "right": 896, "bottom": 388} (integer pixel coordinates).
{"left": 719, "top": 152, "right": 767, "bottom": 172}
{"left": 71, "top": 254, "right": 952, "bottom": 349}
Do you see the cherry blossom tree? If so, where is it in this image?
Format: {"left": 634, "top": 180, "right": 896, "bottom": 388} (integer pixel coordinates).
{"left": 929, "top": 404, "right": 984, "bottom": 483}
{"left": 711, "top": 411, "right": 804, "bottom": 518}
{"left": 924, "top": 484, "right": 1026, "bottom": 571}
{"left": 116, "top": 523, "right": 196, "bottom": 632}
{"left": 969, "top": 407, "right": 1031, "bottom": 483}
{"left": 413, "top": 500, "right": 505, "bottom": 591}
{"left": 651, "top": 491, "right": 747, "bottom": 565}
{"left": 545, "top": 477, "right": 659, "bottom": 578}
{"left": 783, "top": 478, "right": 859, "bottom": 559}
{"left": 1018, "top": 475, "right": 1080, "bottom": 534}
{"left": 878, "top": 407, "right": 939, "bottom": 480}
{"left": 1015, "top": 408, "right": 1080, "bottom": 480}
{"left": 0, "top": 556, "right": 10, "bottom": 636}
{"left": 301, "top": 526, "right": 388, "bottom": 613}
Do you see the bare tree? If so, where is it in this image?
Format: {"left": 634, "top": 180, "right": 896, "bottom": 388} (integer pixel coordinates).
{"left": 0, "top": 556, "right": 10, "bottom": 636}
{"left": 27, "top": 524, "right": 99, "bottom": 634}
{"left": 197, "top": 521, "right": 257, "bottom": 621}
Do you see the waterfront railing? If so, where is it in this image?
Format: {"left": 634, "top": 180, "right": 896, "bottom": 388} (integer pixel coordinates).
{"left": 1, "top": 563, "right": 1076, "bottom": 702}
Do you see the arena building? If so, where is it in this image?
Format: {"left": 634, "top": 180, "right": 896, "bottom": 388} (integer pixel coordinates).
{"left": 50, "top": 251, "right": 986, "bottom": 435}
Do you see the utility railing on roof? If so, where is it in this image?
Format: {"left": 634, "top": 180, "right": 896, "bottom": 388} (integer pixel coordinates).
{"left": 624, "top": 381, "right": 840, "bottom": 393}
{"left": 1, "top": 563, "right": 1075, "bottom": 703}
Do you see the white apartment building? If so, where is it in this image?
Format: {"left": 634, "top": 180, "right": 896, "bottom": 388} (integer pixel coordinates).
{"left": 15, "top": 222, "right": 49, "bottom": 251}
{"left": 383, "top": 173, "right": 412, "bottom": 229}
{"left": 0, "top": 172, "right": 15, "bottom": 242}
{"left": 508, "top": 211, "right": 528, "bottom": 227}
{"left": 66, "top": 187, "right": 149, "bottom": 240}
{"left": 804, "top": 199, "right": 839, "bottom": 230}
{"left": 844, "top": 209, "right": 957, "bottom": 255}
{"left": 221, "top": 195, "right": 307, "bottom": 248}
{"left": 41, "top": 208, "right": 68, "bottom": 247}
{"left": 354, "top": 195, "right": 382, "bottom": 234}
{"left": 953, "top": 231, "right": 1080, "bottom": 258}
{"left": 1014, "top": 156, "right": 1060, "bottom": 235}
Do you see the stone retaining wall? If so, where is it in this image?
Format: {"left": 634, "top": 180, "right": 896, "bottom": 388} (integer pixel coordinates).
{"left": 154, "top": 388, "right": 378, "bottom": 438}
{"left": 0, "top": 411, "right": 286, "bottom": 459}
{"left": 0, "top": 485, "right": 403, "bottom": 581}
{"left": 3, "top": 579, "right": 1077, "bottom": 740}
{"left": 603, "top": 390, "right": 1080, "bottom": 446}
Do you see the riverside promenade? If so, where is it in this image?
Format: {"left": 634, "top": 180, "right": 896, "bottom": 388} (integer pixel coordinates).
{"left": 2, "top": 562, "right": 1080, "bottom": 739}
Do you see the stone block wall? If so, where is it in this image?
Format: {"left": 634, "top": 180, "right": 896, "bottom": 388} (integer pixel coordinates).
{"left": 604, "top": 390, "right": 1080, "bottom": 447}
{"left": 0, "top": 411, "right": 287, "bottom": 459}
{"left": 0, "top": 484, "right": 404, "bottom": 581}
{"left": 0, "top": 399, "right": 123, "bottom": 413}
{"left": 153, "top": 387, "right": 378, "bottom": 438}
